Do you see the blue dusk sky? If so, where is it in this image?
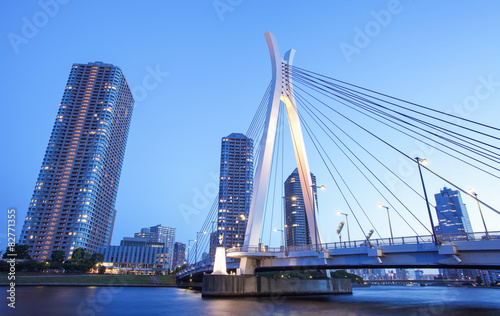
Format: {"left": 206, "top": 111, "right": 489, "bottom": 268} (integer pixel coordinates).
{"left": 1, "top": 1, "right": 500, "bottom": 253}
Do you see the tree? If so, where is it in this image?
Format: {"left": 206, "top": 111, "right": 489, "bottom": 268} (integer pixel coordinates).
{"left": 331, "top": 270, "right": 364, "bottom": 284}
{"left": 71, "top": 248, "right": 85, "bottom": 263}
{"left": 88, "top": 253, "right": 104, "bottom": 269}
{"left": 98, "top": 266, "right": 106, "bottom": 274}
{"left": 2, "top": 244, "right": 31, "bottom": 259}
{"left": 50, "top": 250, "right": 65, "bottom": 269}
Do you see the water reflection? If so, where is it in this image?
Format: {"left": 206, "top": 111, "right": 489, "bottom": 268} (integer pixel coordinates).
{"left": 2, "top": 286, "right": 500, "bottom": 316}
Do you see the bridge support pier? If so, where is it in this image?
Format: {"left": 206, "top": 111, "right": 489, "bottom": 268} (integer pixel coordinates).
{"left": 202, "top": 274, "right": 352, "bottom": 297}
{"left": 238, "top": 257, "right": 257, "bottom": 275}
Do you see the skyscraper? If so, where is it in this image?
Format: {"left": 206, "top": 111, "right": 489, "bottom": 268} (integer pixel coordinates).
{"left": 434, "top": 187, "right": 473, "bottom": 240}
{"left": 19, "top": 62, "right": 134, "bottom": 260}
{"left": 434, "top": 187, "right": 476, "bottom": 281}
{"left": 217, "top": 133, "right": 254, "bottom": 249}
{"left": 284, "top": 168, "right": 317, "bottom": 247}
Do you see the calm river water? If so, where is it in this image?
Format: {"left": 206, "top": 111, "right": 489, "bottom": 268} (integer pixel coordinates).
{"left": 2, "top": 285, "right": 500, "bottom": 315}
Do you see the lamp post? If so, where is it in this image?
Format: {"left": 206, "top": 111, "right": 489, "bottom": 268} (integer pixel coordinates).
{"left": 415, "top": 157, "right": 439, "bottom": 245}
{"left": 468, "top": 188, "right": 489, "bottom": 239}
{"left": 337, "top": 211, "right": 350, "bottom": 247}
{"left": 336, "top": 221, "right": 344, "bottom": 247}
{"left": 311, "top": 185, "right": 326, "bottom": 252}
{"left": 195, "top": 231, "right": 207, "bottom": 265}
{"left": 282, "top": 196, "right": 297, "bottom": 253}
{"left": 188, "top": 239, "right": 194, "bottom": 265}
{"left": 291, "top": 224, "right": 299, "bottom": 250}
{"left": 378, "top": 203, "right": 394, "bottom": 244}
{"left": 273, "top": 228, "right": 286, "bottom": 255}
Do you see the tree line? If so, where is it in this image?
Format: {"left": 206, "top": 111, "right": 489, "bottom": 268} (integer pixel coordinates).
{"left": 1, "top": 245, "right": 105, "bottom": 274}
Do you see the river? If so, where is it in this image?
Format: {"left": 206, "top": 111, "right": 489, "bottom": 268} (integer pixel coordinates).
{"left": 2, "top": 285, "right": 500, "bottom": 315}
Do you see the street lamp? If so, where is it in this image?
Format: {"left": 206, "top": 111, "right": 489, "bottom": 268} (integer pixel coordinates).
{"left": 378, "top": 203, "right": 394, "bottom": 244}
{"left": 282, "top": 195, "right": 298, "bottom": 252}
{"left": 187, "top": 239, "right": 194, "bottom": 265}
{"left": 468, "top": 188, "right": 489, "bottom": 239}
{"left": 337, "top": 211, "right": 350, "bottom": 247}
{"left": 415, "top": 157, "right": 439, "bottom": 245}
{"left": 195, "top": 231, "right": 207, "bottom": 264}
{"left": 336, "top": 221, "right": 344, "bottom": 247}
{"left": 311, "top": 185, "right": 326, "bottom": 252}
{"left": 273, "top": 228, "right": 286, "bottom": 255}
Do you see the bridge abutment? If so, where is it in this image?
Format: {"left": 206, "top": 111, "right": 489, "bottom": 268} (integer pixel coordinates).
{"left": 201, "top": 274, "right": 352, "bottom": 297}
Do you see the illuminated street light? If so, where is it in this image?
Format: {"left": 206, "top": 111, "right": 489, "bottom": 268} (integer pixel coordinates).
{"left": 337, "top": 211, "right": 350, "bottom": 247}
{"left": 415, "top": 157, "right": 439, "bottom": 245}
{"left": 378, "top": 203, "right": 394, "bottom": 244}
{"left": 311, "top": 185, "right": 326, "bottom": 252}
{"left": 468, "top": 188, "right": 489, "bottom": 239}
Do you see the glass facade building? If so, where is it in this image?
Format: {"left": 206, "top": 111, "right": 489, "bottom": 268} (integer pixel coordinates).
{"left": 434, "top": 187, "right": 473, "bottom": 240}
{"left": 134, "top": 225, "right": 176, "bottom": 268}
{"left": 19, "top": 62, "right": 134, "bottom": 260}
{"left": 284, "top": 168, "right": 317, "bottom": 247}
{"left": 217, "top": 133, "right": 254, "bottom": 249}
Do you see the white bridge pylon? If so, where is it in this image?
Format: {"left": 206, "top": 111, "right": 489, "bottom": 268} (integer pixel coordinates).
{"left": 241, "top": 32, "right": 320, "bottom": 273}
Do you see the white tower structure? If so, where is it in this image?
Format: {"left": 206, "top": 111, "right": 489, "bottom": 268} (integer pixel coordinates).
{"left": 239, "top": 32, "right": 320, "bottom": 274}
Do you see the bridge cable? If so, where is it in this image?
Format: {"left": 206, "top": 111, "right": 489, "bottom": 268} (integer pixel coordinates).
{"left": 290, "top": 65, "right": 500, "bottom": 136}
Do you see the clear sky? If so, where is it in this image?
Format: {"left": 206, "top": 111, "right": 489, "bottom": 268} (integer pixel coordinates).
{"left": 1, "top": 1, "right": 500, "bottom": 253}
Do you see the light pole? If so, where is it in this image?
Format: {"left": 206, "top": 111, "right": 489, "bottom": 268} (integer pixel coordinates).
{"left": 188, "top": 239, "right": 194, "bottom": 265}
{"left": 195, "top": 231, "right": 207, "bottom": 265}
{"left": 273, "top": 228, "right": 286, "bottom": 255}
{"left": 311, "top": 185, "right": 326, "bottom": 252}
{"left": 337, "top": 211, "right": 350, "bottom": 247}
{"left": 415, "top": 157, "right": 439, "bottom": 245}
{"left": 282, "top": 195, "right": 297, "bottom": 253}
{"left": 378, "top": 203, "right": 394, "bottom": 244}
{"left": 336, "top": 221, "right": 344, "bottom": 247}
{"left": 291, "top": 224, "right": 299, "bottom": 250}
{"left": 468, "top": 188, "right": 489, "bottom": 239}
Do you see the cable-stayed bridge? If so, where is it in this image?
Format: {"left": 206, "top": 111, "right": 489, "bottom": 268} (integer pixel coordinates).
{"left": 177, "top": 32, "right": 500, "bottom": 284}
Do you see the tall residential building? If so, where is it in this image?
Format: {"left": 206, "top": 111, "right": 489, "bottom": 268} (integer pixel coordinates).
{"left": 20, "top": 62, "right": 134, "bottom": 260}
{"left": 434, "top": 187, "right": 473, "bottom": 240}
{"left": 217, "top": 133, "right": 254, "bottom": 249}
{"left": 284, "top": 168, "right": 317, "bottom": 247}
{"left": 172, "top": 242, "right": 186, "bottom": 268}
{"left": 134, "top": 225, "right": 176, "bottom": 268}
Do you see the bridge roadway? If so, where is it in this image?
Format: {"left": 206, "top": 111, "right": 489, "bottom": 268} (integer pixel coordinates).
{"left": 177, "top": 233, "right": 500, "bottom": 280}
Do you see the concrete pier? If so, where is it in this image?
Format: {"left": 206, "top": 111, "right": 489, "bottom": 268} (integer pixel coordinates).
{"left": 202, "top": 275, "right": 352, "bottom": 297}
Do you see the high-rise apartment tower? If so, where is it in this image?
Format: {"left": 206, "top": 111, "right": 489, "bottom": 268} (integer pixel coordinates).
{"left": 217, "top": 133, "right": 254, "bottom": 249}
{"left": 20, "top": 62, "right": 134, "bottom": 260}
{"left": 284, "top": 168, "right": 317, "bottom": 247}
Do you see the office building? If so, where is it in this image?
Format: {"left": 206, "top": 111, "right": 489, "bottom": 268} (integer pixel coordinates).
{"left": 20, "top": 62, "right": 134, "bottom": 260}
{"left": 97, "top": 242, "right": 170, "bottom": 275}
{"left": 284, "top": 168, "right": 317, "bottom": 247}
{"left": 434, "top": 187, "right": 473, "bottom": 240}
{"left": 217, "top": 133, "right": 254, "bottom": 249}
{"left": 134, "top": 225, "right": 175, "bottom": 269}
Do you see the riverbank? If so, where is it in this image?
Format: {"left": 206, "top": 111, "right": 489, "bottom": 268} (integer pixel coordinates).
{"left": 0, "top": 273, "right": 177, "bottom": 287}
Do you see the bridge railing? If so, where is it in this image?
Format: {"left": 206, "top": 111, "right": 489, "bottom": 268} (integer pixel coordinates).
{"left": 225, "top": 231, "right": 499, "bottom": 254}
